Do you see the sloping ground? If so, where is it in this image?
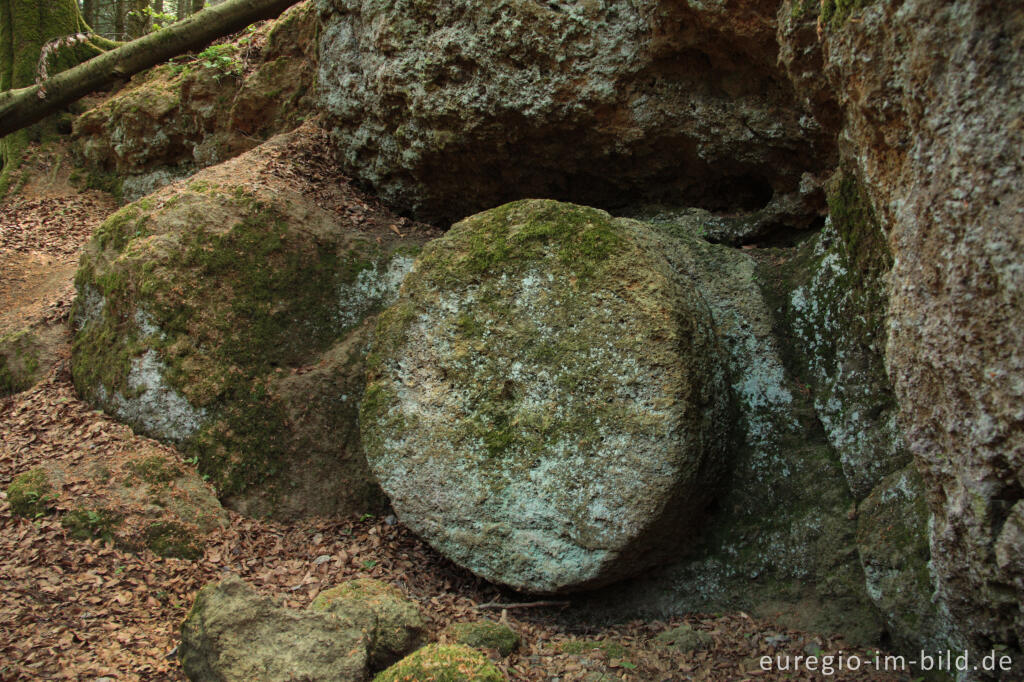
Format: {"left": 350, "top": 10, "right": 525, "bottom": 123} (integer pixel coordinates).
{"left": 0, "top": 375, "right": 902, "bottom": 681}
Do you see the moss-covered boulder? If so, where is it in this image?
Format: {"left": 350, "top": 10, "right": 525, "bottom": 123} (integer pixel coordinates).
{"left": 443, "top": 621, "right": 519, "bottom": 657}
{"left": 180, "top": 576, "right": 369, "bottom": 681}
{"left": 311, "top": 579, "right": 426, "bottom": 669}
{"left": 361, "top": 199, "right": 733, "bottom": 593}
{"left": 372, "top": 643, "right": 505, "bottom": 682}
{"left": 0, "top": 328, "right": 49, "bottom": 396}
{"left": 71, "top": 129, "right": 435, "bottom": 519}
{"left": 10, "top": 444, "right": 227, "bottom": 559}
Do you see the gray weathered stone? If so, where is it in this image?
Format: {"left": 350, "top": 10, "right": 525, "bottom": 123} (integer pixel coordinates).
{"left": 361, "top": 199, "right": 734, "bottom": 593}
{"left": 317, "top": 0, "right": 833, "bottom": 226}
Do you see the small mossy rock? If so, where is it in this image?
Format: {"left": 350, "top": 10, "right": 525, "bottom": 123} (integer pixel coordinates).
{"left": 444, "top": 621, "right": 519, "bottom": 657}
{"left": 310, "top": 578, "right": 426, "bottom": 670}
{"left": 180, "top": 576, "right": 369, "bottom": 682}
{"left": 361, "top": 199, "right": 733, "bottom": 593}
{"left": 7, "top": 468, "right": 57, "bottom": 517}
{"left": 71, "top": 129, "right": 434, "bottom": 519}
{"left": 372, "top": 643, "right": 505, "bottom": 682}
{"left": 0, "top": 329, "right": 45, "bottom": 396}
{"left": 654, "top": 625, "right": 714, "bottom": 653}
{"left": 856, "top": 466, "right": 952, "bottom": 651}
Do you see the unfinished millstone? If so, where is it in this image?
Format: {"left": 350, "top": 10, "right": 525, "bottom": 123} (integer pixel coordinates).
{"left": 361, "top": 199, "right": 733, "bottom": 593}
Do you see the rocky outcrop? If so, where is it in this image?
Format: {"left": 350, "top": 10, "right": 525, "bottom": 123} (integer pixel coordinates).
{"left": 778, "top": 0, "right": 1024, "bottom": 658}
{"left": 73, "top": 1, "right": 318, "bottom": 201}
{"left": 317, "top": 0, "right": 834, "bottom": 228}
{"left": 180, "top": 576, "right": 428, "bottom": 681}
{"left": 179, "top": 576, "right": 369, "bottom": 681}
{"left": 71, "top": 126, "right": 438, "bottom": 519}
{"left": 310, "top": 579, "right": 426, "bottom": 669}
{"left": 360, "top": 199, "right": 734, "bottom": 593}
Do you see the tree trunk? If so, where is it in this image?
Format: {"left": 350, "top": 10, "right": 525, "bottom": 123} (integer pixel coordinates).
{"left": 126, "top": 0, "right": 150, "bottom": 38}
{"left": 0, "top": 0, "right": 300, "bottom": 138}
{"left": 114, "top": 0, "right": 125, "bottom": 39}
{"left": 192, "top": 0, "right": 205, "bottom": 14}
{"left": 0, "top": 0, "right": 106, "bottom": 194}
{"left": 177, "top": 0, "right": 188, "bottom": 20}
{"left": 83, "top": 0, "right": 96, "bottom": 27}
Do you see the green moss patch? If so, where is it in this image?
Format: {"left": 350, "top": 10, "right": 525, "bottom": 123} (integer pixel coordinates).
{"left": 61, "top": 507, "right": 123, "bottom": 543}
{"left": 7, "top": 469, "right": 57, "bottom": 517}
{"left": 445, "top": 621, "right": 519, "bottom": 657}
{"left": 373, "top": 643, "right": 505, "bottom": 682}
{"left": 143, "top": 520, "right": 203, "bottom": 560}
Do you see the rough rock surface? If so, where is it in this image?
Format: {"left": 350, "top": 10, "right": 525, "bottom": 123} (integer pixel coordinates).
{"left": 317, "top": 0, "right": 834, "bottom": 227}
{"left": 0, "top": 327, "right": 55, "bottom": 396}
{"left": 778, "top": 0, "right": 1024, "bottom": 656}
{"left": 73, "top": 1, "right": 318, "bottom": 201}
{"left": 6, "top": 445, "right": 227, "bottom": 560}
{"left": 443, "top": 621, "right": 520, "bottom": 657}
{"left": 179, "top": 576, "right": 369, "bottom": 682}
{"left": 372, "top": 643, "right": 504, "bottom": 682}
{"left": 361, "top": 199, "right": 733, "bottom": 593}
{"left": 588, "top": 210, "right": 883, "bottom": 643}
{"left": 71, "top": 127, "right": 437, "bottom": 519}
{"left": 310, "top": 578, "right": 426, "bottom": 669}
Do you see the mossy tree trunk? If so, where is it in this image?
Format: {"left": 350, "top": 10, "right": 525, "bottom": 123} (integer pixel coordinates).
{"left": 126, "top": 0, "right": 151, "bottom": 38}
{"left": 114, "top": 0, "right": 125, "bottom": 39}
{"left": 0, "top": 0, "right": 300, "bottom": 140}
{"left": 0, "top": 0, "right": 107, "bottom": 195}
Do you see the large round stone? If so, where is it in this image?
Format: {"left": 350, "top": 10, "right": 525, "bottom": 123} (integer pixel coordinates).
{"left": 360, "top": 199, "right": 733, "bottom": 593}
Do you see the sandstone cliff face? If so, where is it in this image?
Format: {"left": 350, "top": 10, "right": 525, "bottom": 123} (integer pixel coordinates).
{"left": 317, "top": 0, "right": 834, "bottom": 230}
{"left": 803, "top": 0, "right": 1024, "bottom": 657}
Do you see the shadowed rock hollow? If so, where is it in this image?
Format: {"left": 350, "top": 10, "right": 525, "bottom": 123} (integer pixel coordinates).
{"left": 317, "top": 0, "right": 834, "bottom": 230}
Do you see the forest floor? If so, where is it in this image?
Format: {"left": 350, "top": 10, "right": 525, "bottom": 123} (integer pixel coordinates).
{"left": 0, "top": 139, "right": 906, "bottom": 681}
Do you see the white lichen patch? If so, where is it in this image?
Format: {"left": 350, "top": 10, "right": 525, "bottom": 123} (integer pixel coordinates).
{"left": 335, "top": 254, "right": 415, "bottom": 329}
{"left": 100, "top": 350, "right": 207, "bottom": 442}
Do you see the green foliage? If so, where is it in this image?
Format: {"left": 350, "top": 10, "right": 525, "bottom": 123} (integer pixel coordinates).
{"left": 7, "top": 469, "right": 57, "bottom": 518}
{"left": 197, "top": 43, "right": 242, "bottom": 76}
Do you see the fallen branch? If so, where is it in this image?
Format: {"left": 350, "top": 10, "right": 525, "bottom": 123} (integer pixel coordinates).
{"left": 476, "top": 600, "right": 571, "bottom": 610}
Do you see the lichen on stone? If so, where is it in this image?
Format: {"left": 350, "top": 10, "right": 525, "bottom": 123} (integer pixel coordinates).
{"left": 362, "top": 199, "right": 734, "bottom": 593}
